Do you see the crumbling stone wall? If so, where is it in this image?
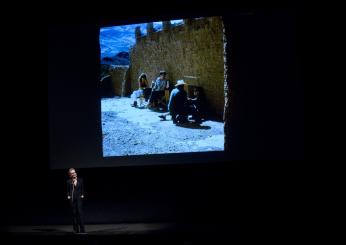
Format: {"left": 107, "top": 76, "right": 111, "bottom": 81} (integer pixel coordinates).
{"left": 110, "top": 65, "right": 129, "bottom": 96}
{"left": 129, "top": 16, "right": 225, "bottom": 118}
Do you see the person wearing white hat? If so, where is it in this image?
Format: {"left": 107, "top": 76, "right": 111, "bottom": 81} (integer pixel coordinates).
{"left": 167, "top": 80, "right": 189, "bottom": 124}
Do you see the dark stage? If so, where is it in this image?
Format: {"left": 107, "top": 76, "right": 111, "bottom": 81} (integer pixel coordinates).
{"left": 4, "top": 223, "right": 237, "bottom": 244}
{"left": 2, "top": 3, "right": 303, "bottom": 245}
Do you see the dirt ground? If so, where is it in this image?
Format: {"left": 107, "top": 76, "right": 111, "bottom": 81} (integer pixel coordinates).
{"left": 101, "top": 97, "right": 224, "bottom": 156}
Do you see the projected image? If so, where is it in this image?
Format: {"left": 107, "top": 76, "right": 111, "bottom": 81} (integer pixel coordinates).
{"left": 100, "top": 17, "right": 225, "bottom": 157}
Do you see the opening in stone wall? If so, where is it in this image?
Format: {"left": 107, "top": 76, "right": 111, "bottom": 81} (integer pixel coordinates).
{"left": 99, "top": 16, "right": 226, "bottom": 157}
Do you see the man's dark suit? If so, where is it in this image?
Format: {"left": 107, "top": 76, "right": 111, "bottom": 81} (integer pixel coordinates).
{"left": 67, "top": 178, "right": 85, "bottom": 233}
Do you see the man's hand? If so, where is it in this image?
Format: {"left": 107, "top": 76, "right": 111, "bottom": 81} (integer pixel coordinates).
{"left": 67, "top": 196, "right": 71, "bottom": 200}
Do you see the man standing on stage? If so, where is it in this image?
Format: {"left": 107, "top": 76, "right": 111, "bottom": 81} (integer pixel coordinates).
{"left": 67, "top": 168, "right": 86, "bottom": 234}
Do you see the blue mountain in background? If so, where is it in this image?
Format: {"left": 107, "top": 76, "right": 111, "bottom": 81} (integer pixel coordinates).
{"left": 101, "top": 51, "right": 130, "bottom": 65}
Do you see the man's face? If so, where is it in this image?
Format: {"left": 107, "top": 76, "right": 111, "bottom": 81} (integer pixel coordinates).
{"left": 160, "top": 74, "right": 166, "bottom": 80}
{"left": 69, "top": 170, "right": 77, "bottom": 179}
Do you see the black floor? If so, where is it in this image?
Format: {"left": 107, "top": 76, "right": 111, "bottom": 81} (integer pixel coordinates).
{"left": 2, "top": 223, "right": 238, "bottom": 244}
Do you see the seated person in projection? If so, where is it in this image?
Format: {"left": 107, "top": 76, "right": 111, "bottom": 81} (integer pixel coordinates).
{"left": 159, "top": 85, "right": 204, "bottom": 124}
{"left": 187, "top": 87, "right": 205, "bottom": 123}
{"left": 131, "top": 73, "right": 149, "bottom": 107}
{"left": 147, "top": 70, "right": 169, "bottom": 109}
{"left": 167, "top": 80, "right": 189, "bottom": 124}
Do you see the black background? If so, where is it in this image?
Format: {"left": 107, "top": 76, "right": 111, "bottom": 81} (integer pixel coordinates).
{"left": 2, "top": 1, "right": 304, "bottom": 242}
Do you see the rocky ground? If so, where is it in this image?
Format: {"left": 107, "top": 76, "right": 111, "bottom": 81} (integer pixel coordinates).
{"left": 101, "top": 97, "right": 224, "bottom": 156}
